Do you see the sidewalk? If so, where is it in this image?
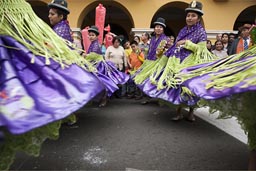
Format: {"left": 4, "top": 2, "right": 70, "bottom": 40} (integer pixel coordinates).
{"left": 194, "top": 107, "right": 247, "bottom": 144}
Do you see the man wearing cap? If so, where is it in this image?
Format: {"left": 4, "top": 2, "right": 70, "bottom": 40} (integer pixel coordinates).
{"left": 229, "top": 23, "right": 252, "bottom": 55}
{"left": 48, "top": 0, "right": 73, "bottom": 42}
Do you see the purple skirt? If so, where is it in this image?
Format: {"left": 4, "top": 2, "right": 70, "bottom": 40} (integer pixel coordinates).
{"left": 138, "top": 78, "right": 199, "bottom": 106}
{"left": 135, "top": 59, "right": 199, "bottom": 106}
{"left": 95, "top": 60, "right": 129, "bottom": 96}
{"left": 182, "top": 54, "right": 256, "bottom": 100}
{"left": 0, "top": 36, "right": 105, "bottom": 134}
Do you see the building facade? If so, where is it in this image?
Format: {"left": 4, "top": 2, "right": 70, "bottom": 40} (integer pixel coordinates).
{"left": 28, "top": 0, "right": 256, "bottom": 40}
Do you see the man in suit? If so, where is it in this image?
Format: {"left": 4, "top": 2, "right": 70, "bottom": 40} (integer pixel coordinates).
{"left": 229, "top": 23, "right": 252, "bottom": 55}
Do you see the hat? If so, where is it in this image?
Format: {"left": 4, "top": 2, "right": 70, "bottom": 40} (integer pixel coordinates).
{"left": 88, "top": 25, "right": 99, "bottom": 36}
{"left": 238, "top": 24, "right": 252, "bottom": 31}
{"left": 153, "top": 17, "right": 166, "bottom": 28}
{"left": 185, "top": 1, "right": 204, "bottom": 16}
{"left": 48, "top": 0, "right": 70, "bottom": 14}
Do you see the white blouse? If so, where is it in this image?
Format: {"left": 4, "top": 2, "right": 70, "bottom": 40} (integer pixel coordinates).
{"left": 105, "top": 46, "right": 127, "bottom": 71}
{"left": 212, "top": 49, "right": 228, "bottom": 58}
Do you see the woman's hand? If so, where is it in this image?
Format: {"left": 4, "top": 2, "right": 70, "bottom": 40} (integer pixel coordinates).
{"left": 176, "top": 40, "right": 186, "bottom": 47}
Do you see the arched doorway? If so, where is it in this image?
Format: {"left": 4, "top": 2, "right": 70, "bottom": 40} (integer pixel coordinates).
{"left": 151, "top": 1, "right": 204, "bottom": 38}
{"left": 233, "top": 5, "right": 256, "bottom": 30}
{"left": 78, "top": 1, "right": 134, "bottom": 40}
{"left": 27, "top": 0, "right": 50, "bottom": 25}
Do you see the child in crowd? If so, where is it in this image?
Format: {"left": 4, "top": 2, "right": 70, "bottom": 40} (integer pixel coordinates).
{"left": 127, "top": 41, "right": 144, "bottom": 99}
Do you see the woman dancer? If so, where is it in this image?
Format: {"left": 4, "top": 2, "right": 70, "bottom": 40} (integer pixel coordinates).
{"left": 0, "top": 0, "right": 104, "bottom": 169}
{"left": 86, "top": 25, "right": 129, "bottom": 107}
{"left": 135, "top": 17, "right": 170, "bottom": 104}
{"left": 134, "top": 0, "right": 216, "bottom": 121}
{"left": 175, "top": 22, "right": 256, "bottom": 169}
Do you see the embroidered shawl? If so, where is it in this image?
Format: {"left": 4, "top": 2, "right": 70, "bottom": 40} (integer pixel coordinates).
{"left": 87, "top": 40, "right": 102, "bottom": 55}
{"left": 147, "top": 33, "right": 168, "bottom": 61}
{"left": 164, "top": 23, "right": 207, "bottom": 62}
{"left": 53, "top": 20, "right": 73, "bottom": 42}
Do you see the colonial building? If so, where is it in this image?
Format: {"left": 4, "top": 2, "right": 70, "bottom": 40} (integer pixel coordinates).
{"left": 28, "top": 0, "right": 256, "bottom": 40}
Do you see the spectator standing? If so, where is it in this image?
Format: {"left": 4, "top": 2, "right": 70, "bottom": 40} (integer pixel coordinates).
{"left": 216, "top": 33, "right": 222, "bottom": 41}
{"left": 123, "top": 39, "right": 132, "bottom": 61}
{"left": 212, "top": 33, "right": 222, "bottom": 50}
{"left": 139, "top": 32, "right": 150, "bottom": 57}
{"left": 229, "top": 23, "right": 252, "bottom": 55}
{"left": 221, "top": 33, "right": 229, "bottom": 52}
{"left": 134, "top": 35, "right": 141, "bottom": 44}
{"left": 228, "top": 33, "right": 236, "bottom": 44}
{"left": 105, "top": 36, "right": 128, "bottom": 98}
{"left": 72, "top": 31, "right": 83, "bottom": 50}
{"left": 227, "top": 33, "right": 236, "bottom": 54}
{"left": 169, "top": 35, "right": 175, "bottom": 46}
{"left": 212, "top": 40, "right": 228, "bottom": 58}
{"left": 127, "top": 41, "right": 144, "bottom": 99}
{"left": 165, "top": 36, "right": 175, "bottom": 49}
{"left": 101, "top": 38, "right": 107, "bottom": 57}
{"left": 206, "top": 39, "right": 212, "bottom": 52}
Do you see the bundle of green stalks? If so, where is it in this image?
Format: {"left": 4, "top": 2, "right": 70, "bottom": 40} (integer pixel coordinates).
{"left": 176, "top": 46, "right": 256, "bottom": 90}
{"left": 0, "top": 0, "right": 95, "bottom": 71}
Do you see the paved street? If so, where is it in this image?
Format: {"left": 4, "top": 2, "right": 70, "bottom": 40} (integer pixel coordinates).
{"left": 11, "top": 98, "right": 249, "bottom": 170}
